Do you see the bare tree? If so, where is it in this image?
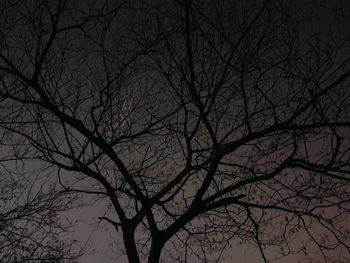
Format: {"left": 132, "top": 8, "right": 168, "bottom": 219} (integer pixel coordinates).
{"left": 0, "top": 0, "right": 350, "bottom": 262}
{"left": 0, "top": 147, "right": 80, "bottom": 262}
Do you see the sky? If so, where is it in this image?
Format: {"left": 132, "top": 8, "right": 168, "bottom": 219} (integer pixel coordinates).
{"left": 0, "top": 0, "right": 349, "bottom": 262}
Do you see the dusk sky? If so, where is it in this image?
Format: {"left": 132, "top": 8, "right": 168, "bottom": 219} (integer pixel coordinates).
{"left": 0, "top": 0, "right": 349, "bottom": 262}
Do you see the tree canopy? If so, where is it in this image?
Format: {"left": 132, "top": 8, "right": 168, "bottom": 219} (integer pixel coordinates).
{"left": 0, "top": 0, "right": 349, "bottom": 262}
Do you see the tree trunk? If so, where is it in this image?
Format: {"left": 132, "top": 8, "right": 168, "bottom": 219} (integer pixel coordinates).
{"left": 122, "top": 227, "right": 140, "bottom": 263}
{"left": 147, "top": 237, "right": 165, "bottom": 263}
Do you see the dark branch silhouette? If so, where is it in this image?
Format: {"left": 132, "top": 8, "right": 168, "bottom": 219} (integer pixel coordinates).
{"left": 0, "top": 0, "right": 349, "bottom": 262}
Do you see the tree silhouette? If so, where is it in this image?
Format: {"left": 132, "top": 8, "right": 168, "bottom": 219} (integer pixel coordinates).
{"left": 0, "top": 0, "right": 349, "bottom": 262}
{"left": 0, "top": 152, "right": 80, "bottom": 262}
